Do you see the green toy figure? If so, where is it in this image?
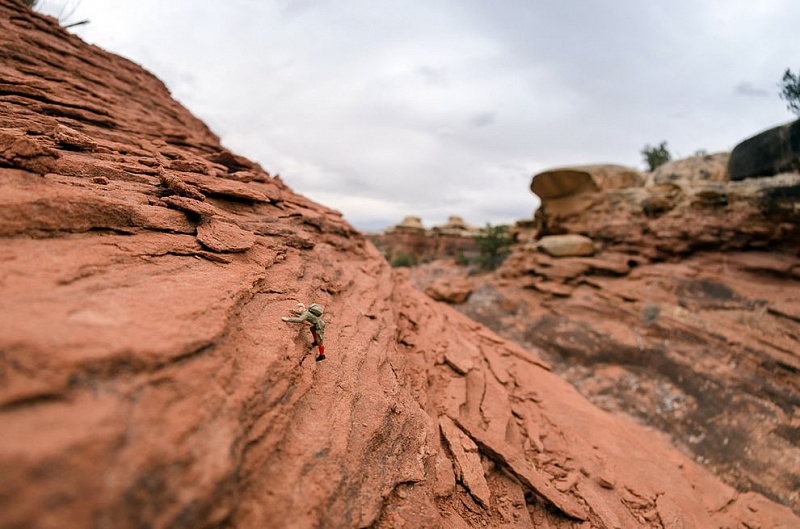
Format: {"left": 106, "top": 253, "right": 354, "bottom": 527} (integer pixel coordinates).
{"left": 282, "top": 302, "right": 326, "bottom": 361}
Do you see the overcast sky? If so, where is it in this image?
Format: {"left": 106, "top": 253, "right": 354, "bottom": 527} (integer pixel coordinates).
{"left": 38, "top": 0, "right": 800, "bottom": 232}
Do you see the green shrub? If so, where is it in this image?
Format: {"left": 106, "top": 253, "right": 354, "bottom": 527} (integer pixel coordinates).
{"left": 390, "top": 253, "right": 417, "bottom": 268}
{"left": 779, "top": 68, "right": 800, "bottom": 116}
{"left": 475, "top": 224, "right": 512, "bottom": 270}
{"left": 641, "top": 141, "right": 671, "bottom": 171}
{"left": 455, "top": 251, "right": 471, "bottom": 266}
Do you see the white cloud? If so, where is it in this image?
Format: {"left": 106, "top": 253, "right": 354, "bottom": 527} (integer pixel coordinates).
{"left": 735, "top": 82, "right": 770, "bottom": 97}
{"left": 37, "top": 0, "right": 800, "bottom": 231}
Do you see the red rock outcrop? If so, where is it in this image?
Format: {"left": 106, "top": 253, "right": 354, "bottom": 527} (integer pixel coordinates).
{"left": 370, "top": 216, "right": 482, "bottom": 265}
{"left": 530, "top": 156, "right": 799, "bottom": 258}
{"left": 530, "top": 165, "right": 644, "bottom": 235}
{"left": 411, "top": 150, "right": 800, "bottom": 516}
{"left": 2, "top": 2, "right": 798, "bottom": 528}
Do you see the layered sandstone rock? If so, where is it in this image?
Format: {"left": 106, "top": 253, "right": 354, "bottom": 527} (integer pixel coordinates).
{"left": 388, "top": 215, "right": 426, "bottom": 233}
{"left": 530, "top": 164, "right": 644, "bottom": 224}
{"left": 370, "top": 215, "right": 480, "bottom": 264}
{"left": 529, "top": 157, "right": 799, "bottom": 258}
{"left": 1, "top": 3, "right": 798, "bottom": 528}
{"left": 433, "top": 215, "right": 482, "bottom": 237}
{"left": 411, "top": 141, "right": 800, "bottom": 516}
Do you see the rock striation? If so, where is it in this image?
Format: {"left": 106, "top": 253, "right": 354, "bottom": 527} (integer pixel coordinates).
{"left": 1, "top": 2, "right": 798, "bottom": 528}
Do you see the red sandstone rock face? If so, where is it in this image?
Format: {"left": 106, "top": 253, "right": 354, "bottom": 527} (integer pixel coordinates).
{"left": 414, "top": 250, "right": 800, "bottom": 512}
{"left": 1, "top": 3, "right": 799, "bottom": 528}
{"left": 410, "top": 148, "right": 800, "bottom": 516}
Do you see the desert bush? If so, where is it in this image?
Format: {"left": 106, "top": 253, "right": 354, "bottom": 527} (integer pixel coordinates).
{"left": 390, "top": 252, "right": 417, "bottom": 268}
{"left": 641, "top": 141, "right": 671, "bottom": 171}
{"left": 475, "top": 224, "right": 512, "bottom": 270}
{"left": 779, "top": 68, "right": 800, "bottom": 116}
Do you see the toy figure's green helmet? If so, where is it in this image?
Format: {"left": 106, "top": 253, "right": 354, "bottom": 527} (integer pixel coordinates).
{"left": 308, "top": 303, "right": 324, "bottom": 317}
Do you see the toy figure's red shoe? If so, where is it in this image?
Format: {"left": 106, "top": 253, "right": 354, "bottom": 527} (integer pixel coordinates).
{"left": 315, "top": 354, "right": 326, "bottom": 362}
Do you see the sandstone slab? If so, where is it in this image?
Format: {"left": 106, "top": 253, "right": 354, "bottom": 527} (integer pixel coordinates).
{"left": 537, "top": 234, "right": 594, "bottom": 257}
{"left": 425, "top": 276, "right": 474, "bottom": 304}
{"left": 196, "top": 217, "right": 256, "bottom": 252}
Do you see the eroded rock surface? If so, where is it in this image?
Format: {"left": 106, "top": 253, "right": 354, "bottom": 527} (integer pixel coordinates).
{"left": 530, "top": 155, "right": 799, "bottom": 259}
{"left": 411, "top": 145, "right": 800, "bottom": 516}
{"left": 1, "top": 3, "right": 798, "bottom": 528}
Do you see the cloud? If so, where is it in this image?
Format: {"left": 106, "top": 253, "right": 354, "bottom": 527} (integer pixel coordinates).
{"left": 44, "top": 0, "right": 800, "bottom": 231}
{"left": 469, "top": 112, "right": 496, "bottom": 128}
{"left": 735, "top": 82, "right": 770, "bottom": 97}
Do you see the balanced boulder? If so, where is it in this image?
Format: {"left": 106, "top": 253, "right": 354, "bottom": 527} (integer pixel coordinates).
{"left": 537, "top": 234, "right": 594, "bottom": 257}
{"left": 728, "top": 119, "right": 800, "bottom": 180}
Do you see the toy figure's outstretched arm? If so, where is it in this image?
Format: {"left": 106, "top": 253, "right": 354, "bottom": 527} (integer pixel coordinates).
{"left": 282, "top": 310, "right": 310, "bottom": 323}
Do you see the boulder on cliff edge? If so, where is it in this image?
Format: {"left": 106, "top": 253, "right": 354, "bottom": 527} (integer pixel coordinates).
{"left": 530, "top": 164, "right": 644, "bottom": 217}
{"left": 537, "top": 234, "right": 595, "bottom": 257}
{"left": 728, "top": 119, "right": 800, "bottom": 180}
{"left": 650, "top": 152, "right": 730, "bottom": 184}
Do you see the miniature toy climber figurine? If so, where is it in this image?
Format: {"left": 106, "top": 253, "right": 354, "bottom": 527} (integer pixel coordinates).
{"left": 282, "top": 302, "right": 327, "bottom": 361}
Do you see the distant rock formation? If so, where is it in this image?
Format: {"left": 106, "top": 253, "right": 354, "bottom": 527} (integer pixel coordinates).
{"left": 371, "top": 215, "right": 481, "bottom": 264}
{"left": 385, "top": 215, "right": 480, "bottom": 237}
{"left": 385, "top": 215, "right": 426, "bottom": 233}
{"left": 432, "top": 215, "right": 482, "bottom": 237}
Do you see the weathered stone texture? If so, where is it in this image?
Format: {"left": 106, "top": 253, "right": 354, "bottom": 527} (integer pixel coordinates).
{"left": 1, "top": 2, "right": 798, "bottom": 528}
